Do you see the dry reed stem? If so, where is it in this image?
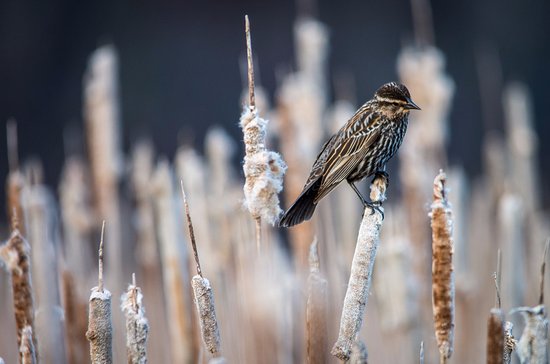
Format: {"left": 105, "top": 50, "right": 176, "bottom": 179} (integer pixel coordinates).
{"left": 180, "top": 181, "right": 202, "bottom": 277}
{"left": 430, "top": 171, "right": 455, "bottom": 361}
{"left": 420, "top": 341, "right": 424, "bottom": 364}
{"left": 306, "top": 239, "right": 327, "bottom": 364}
{"left": 191, "top": 276, "right": 222, "bottom": 356}
{"left": 331, "top": 174, "right": 386, "bottom": 361}
{"left": 0, "top": 220, "right": 37, "bottom": 363}
{"left": 503, "top": 321, "right": 516, "bottom": 364}
{"left": 121, "top": 274, "right": 149, "bottom": 364}
{"left": 486, "top": 308, "right": 504, "bottom": 364}
{"left": 86, "top": 223, "right": 113, "bottom": 364}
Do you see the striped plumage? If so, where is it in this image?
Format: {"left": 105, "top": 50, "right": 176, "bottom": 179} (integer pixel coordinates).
{"left": 279, "top": 82, "right": 420, "bottom": 227}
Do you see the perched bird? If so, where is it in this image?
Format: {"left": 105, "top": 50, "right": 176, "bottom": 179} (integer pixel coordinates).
{"left": 279, "top": 82, "right": 420, "bottom": 227}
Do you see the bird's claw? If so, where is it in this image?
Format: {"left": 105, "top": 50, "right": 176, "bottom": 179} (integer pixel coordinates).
{"left": 363, "top": 201, "right": 384, "bottom": 219}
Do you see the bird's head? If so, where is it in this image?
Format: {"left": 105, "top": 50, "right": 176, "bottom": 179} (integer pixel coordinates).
{"left": 374, "top": 82, "right": 420, "bottom": 118}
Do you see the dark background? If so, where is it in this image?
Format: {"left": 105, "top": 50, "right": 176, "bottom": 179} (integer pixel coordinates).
{"left": 1, "top": 0, "right": 549, "bottom": 220}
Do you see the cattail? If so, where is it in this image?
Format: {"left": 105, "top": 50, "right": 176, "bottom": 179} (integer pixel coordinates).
{"left": 348, "top": 340, "right": 368, "bottom": 364}
{"left": 181, "top": 182, "right": 223, "bottom": 358}
{"left": 240, "top": 16, "right": 287, "bottom": 232}
{"left": 86, "top": 222, "right": 113, "bottom": 364}
{"left": 331, "top": 174, "right": 386, "bottom": 361}
{"left": 84, "top": 44, "right": 124, "bottom": 294}
{"left": 0, "top": 217, "right": 37, "bottom": 363}
{"left": 514, "top": 305, "right": 548, "bottom": 363}
{"left": 306, "top": 239, "right": 327, "bottom": 364}
{"left": 503, "top": 321, "right": 516, "bottom": 364}
{"left": 121, "top": 274, "right": 149, "bottom": 364}
{"left": 430, "top": 171, "right": 455, "bottom": 361}
{"left": 486, "top": 308, "right": 504, "bottom": 364}
{"left": 19, "top": 325, "right": 36, "bottom": 364}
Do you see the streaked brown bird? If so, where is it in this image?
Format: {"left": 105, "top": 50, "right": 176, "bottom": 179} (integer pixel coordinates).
{"left": 279, "top": 82, "right": 420, "bottom": 227}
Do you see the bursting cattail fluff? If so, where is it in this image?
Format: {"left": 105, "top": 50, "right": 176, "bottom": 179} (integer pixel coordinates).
{"left": 240, "top": 107, "right": 287, "bottom": 225}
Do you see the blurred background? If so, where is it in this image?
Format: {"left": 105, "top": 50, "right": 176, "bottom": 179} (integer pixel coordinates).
{"left": 1, "top": 0, "right": 549, "bottom": 212}
{"left": 1, "top": 0, "right": 550, "bottom": 363}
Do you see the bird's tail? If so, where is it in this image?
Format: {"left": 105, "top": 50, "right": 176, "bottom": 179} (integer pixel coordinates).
{"left": 278, "top": 179, "right": 321, "bottom": 227}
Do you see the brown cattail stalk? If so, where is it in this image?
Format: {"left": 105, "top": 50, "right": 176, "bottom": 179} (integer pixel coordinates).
{"left": 181, "top": 183, "right": 222, "bottom": 357}
{"left": 86, "top": 222, "right": 113, "bottom": 364}
{"left": 331, "top": 174, "right": 387, "bottom": 361}
{"left": 306, "top": 239, "right": 327, "bottom": 364}
{"left": 20, "top": 325, "right": 36, "bottom": 364}
{"left": 430, "top": 171, "right": 455, "bottom": 362}
{"left": 486, "top": 308, "right": 504, "bottom": 364}
{"left": 240, "top": 16, "right": 287, "bottom": 250}
{"left": 121, "top": 274, "right": 149, "bottom": 364}
{"left": 0, "top": 216, "right": 37, "bottom": 363}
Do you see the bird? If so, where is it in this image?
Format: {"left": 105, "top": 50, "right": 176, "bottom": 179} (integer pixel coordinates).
{"left": 278, "top": 82, "right": 420, "bottom": 227}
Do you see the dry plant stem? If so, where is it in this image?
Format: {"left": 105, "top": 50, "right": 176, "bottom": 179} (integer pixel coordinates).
{"left": 86, "top": 227, "right": 112, "bottom": 364}
{"left": 486, "top": 308, "right": 504, "bottom": 364}
{"left": 245, "top": 15, "right": 255, "bottom": 108}
{"left": 331, "top": 175, "right": 386, "bottom": 361}
{"left": 180, "top": 181, "right": 202, "bottom": 277}
{"left": 121, "top": 275, "right": 149, "bottom": 364}
{"left": 20, "top": 325, "right": 36, "bottom": 364}
{"left": 420, "top": 341, "right": 424, "bottom": 364}
{"left": 0, "top": 221, "right": 37, "bottom": 362}
{"left": 306, "top": 240, "right": 327, "bottom": 364}
{"left": 430, "top": 171, "right": 455, "bottom": 361}
{"left": 191, "top": 276, "right": 221, "bottom": 356}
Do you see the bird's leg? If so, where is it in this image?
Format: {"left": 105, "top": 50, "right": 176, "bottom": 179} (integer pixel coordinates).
{"left": 348, "top": 180, "right": 384, "bottom": 218}
{"left": 348, "top": 180, "right": 369, "bottom": 205}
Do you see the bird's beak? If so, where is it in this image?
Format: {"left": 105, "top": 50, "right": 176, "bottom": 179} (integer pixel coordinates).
{"left": 405, "top": 98, "right": 421, "bottom": 110}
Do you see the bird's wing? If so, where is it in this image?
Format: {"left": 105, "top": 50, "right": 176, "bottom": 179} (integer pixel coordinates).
{"left": 314, "top": 112, "right": 383, "bottom": 202}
